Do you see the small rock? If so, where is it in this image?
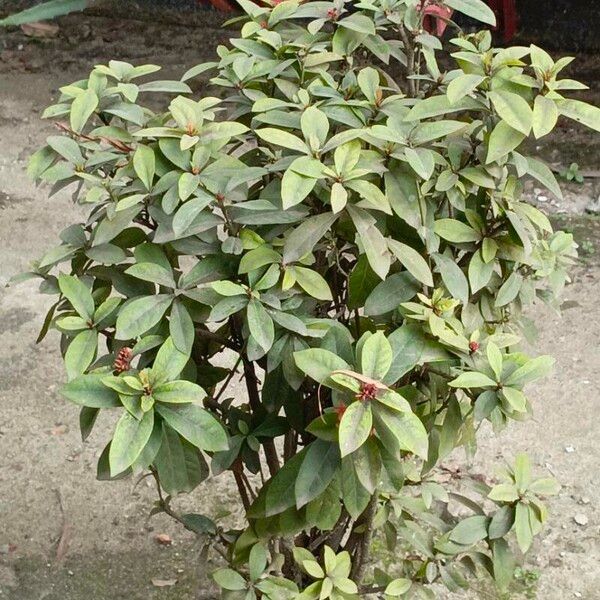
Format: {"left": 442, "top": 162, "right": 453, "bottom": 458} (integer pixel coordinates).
{"left": 574, "top": 514, "right": 589, "bottom": 526}
{"left": 565, "top": 445, "right": 575, "bottom": 453}
{"left": 574, "top": 593, "right": 582, "bottom": 598}
{"left": 51, "top": 424, "right": 68, "bottom": 435}
{"left": 537, "top": 194, "right": 548, "bottom": 203}
{"left": 580, "top": 497, "right": 591, "bottom": 505}
{"left": 154, "top": 533, "right": 172, "bottom": 546}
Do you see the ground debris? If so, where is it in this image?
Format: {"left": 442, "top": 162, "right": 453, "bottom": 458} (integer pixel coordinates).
{"left": 152, "top": 578, "right": 177, "bottom": 587}
{"left": 20, "top": 22, "right": 60, "bottom": 38}
{"left": 154, "top": 533, "right": 173, "bottom": 546}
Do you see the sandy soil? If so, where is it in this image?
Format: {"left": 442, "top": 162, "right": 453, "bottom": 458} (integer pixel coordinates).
{"left": 0, "top": 10, "right": 598, "bottom": 600}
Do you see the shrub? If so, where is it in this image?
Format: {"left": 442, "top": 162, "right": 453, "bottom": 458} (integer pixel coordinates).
{"left": 19, "top": 0, "right": 600, "bottom": 597}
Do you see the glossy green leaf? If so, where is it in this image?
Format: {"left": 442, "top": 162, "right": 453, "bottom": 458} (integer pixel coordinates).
{"left": 155, "top": 403, "right": 228, "bottom": 452}
{"left": 109, "top": 410, "right": 154, "bottom": 476}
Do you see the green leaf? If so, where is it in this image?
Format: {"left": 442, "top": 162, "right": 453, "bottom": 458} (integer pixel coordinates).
{"left": 85, "top": 243, "right": 127, "bottom": 264}
{"left": 256, "top": 128, "right": 308, "bottom": 153}
{"left": 449, "top": 515, "right": 489, "bottom": 545}
{"left": 116, "top": 294, "right": 173, "bottom": 340}
{"left": 79, "top": 405, "right": 99, "bottom": 441}
{"left": 445, "top": 0, "right": 496, "bottom": 25}
{"left": 373, "top": 403, "right": 428, "bottom": 459}
{"left": 339, "top": 401, "right": 373, "bottom": 457}
{"left": 514, "top": 453, "right": 531, "bottom": 490}
{"left": 301, "top": 106, "right": 329, "bottom": 149}
{"left": 556, "top": 98, "right": 600, "bottom": 133}
{"left": 468, "top": 249, "right": 494, "bottom": 292}
{"left": 295, "top": 439, "right": 340, "bottom": 508}
{"left": 70, "top": 89, "right": 98, "bottom": 133}
{"left": 447, "top": 74, "right": 486, "bottom": 105}
{"left": 487, "top": 342, "right": 503, "bottom": 380}
{"left": 109, "top": 410, "right": 154, "bottom": 476}
{"left": 152, "top": 336, "right": 189, "bottom": 384}
{"left": 0, "top": 0, "right": 87, "bottom": 26}
{"left": 61, "top": 373, "right": 121, "bottom": 408}
{"left": 281, "top": 168, "right": 317, "bottom": 209}
{"left": 334, "top": 140, "right": 361, "bottom": 175}
{"left": 250, "top": 449, "right": 307, "bottom": 518}
{"left": 495, "top": 272, "right": 523, "bottom": 307}
{"left": 125, "top": 263, "right": 176, "bottom": 288}
{"left": 488, "top": 91, "right": 533, "bottom": 136}
{"left": 487, "top": 121, "right": 526, "bottom": 164}
{"left": 529, "top": 478, "right": 560, "bottom": 496}
{"left": 488, "top": 483, "right": 519, "bottom": 502}
{"left": 502, "top": 387, "right": 527, "bottom": 412}
{"left": 385, "top": 324, "right": 449, "bottom": 384}
{"left": 239, "top": 246, "right": 281, "bottom": 274}
{"left": 133, "top": 145, "right": 156, "bottom": 191}
{"left": 364, "top": 273, "right": 420, "bottom": 317}
{"left": 532, "top": 95, "right": 558, "bottom": 139}
{"left": 58, "top": 274, "right": 95, "bottom": 320}
{"left": 525, "top": 156, "right": 563, "bottom": 199}
{"left": 341, "top": 455, "right": 371, "bottom": 519}
{"left": 489, "top": 506, "right": 515, "bottom": 539}
{"left": 492, "top": 538, "right": 515, "bottom": 591}
{"left": 434, "top": 219, "right": 481, "bottom": 243}
{"left": 504, "top": 355, "right": 554, "bottom": 387}
{"left": 169, "top": 299, "right": 194, "bottom": 354}
{"left": 283, "top": 213, "right": 338, "bottom": 264}
{"left": 385, "top": 578, "right": 412, "bottom": 596}
{"left": 514, "top": 502, "right": 534, "bottom": 552}
{"left": 294, "top": 348, "right": 350, "bottom": 386}
{"left": 155, "top": 403, "right": 228, "bottom": 451}
{"left": 154, "top": 423, "right": 209, "bottom": 494}
{"left": 434, "top": 253, "right": 469, "bottom": 305}
{"left": 64, "top": 329, "right": 97, "bottom": 380}
{"left": 450, "top": 371, "right": 497, "bottom": 388}
{"left": 291, "top": 266, "right": 333, "bottom": 301}
{"left": 213, "top": 568, "right": 246, "bottom": 591}
{"left": 388, "top": 239, "right": 433, "bottom": 287}
{"left": 347, "top": 204, "right": 390, "bottom": 280}
{"left": 247, "top": 299, "right": 275, "bottom": 353}
{"left": 348, "top": 255, "right": 379, "bottom": 310}
{"left": 47, "top": 135, "right": 84, "bottom": 165}
{"left": 360, "top": 331, "right": 392, "bottom": 379}
{"left": 404, "top": 147, "right": 434, "bottom": 180}
{"left": 330, "top": 182, "right": 348, "bottom": 213}
{"left": 405, "top": 94, "right": 481, "bottom": 121}
{"left": 153, "top": 380, "right": 206, "bottom": 404}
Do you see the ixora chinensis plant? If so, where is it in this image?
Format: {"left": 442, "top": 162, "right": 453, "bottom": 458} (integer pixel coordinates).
{"left": 17, "top": 0, "right": 600, "bottom": 597}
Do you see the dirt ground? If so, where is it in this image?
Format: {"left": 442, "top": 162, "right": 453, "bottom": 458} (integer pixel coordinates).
{"left": 0, "top": 10, "right": 599, "bottom": 600}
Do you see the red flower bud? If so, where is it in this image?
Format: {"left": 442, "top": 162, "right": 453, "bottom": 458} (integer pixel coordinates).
{"left": 469, "top": 341, "right": 480, "bottom": 354}
{"left": 114, "top": 347, "right": 133, "bottom": 374}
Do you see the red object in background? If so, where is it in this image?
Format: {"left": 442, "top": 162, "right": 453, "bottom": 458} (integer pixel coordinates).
{"left": 198, "top": 0, "right": 234, "bottom": 11}
{"left": 487, "top": 0, "right": 518, "bottom": 42}
{"left": 421, "top": 1, "right": 454, "bottom": 36}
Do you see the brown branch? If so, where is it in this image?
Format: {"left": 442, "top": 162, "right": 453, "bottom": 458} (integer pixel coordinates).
{"left": 399, "top": 26, "right": 416, "bottom": 97}
{"left": 232, "top": 460, "right": 251, "bottom": 511}
{"left": 350, "top": 491, "right": 379, "bottom": 584}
